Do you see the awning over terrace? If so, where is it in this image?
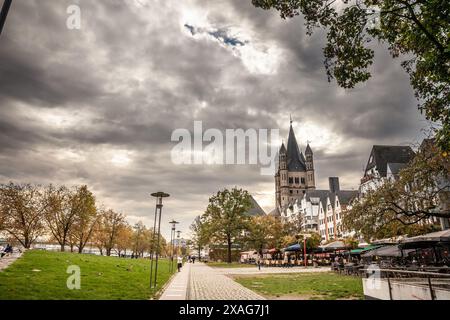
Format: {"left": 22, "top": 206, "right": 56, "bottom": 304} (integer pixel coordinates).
{"left": 361, "top": 245, "right": 404, "bottom": 258}
{"left": 283, "top": 244, "right": 301, "bottom": 252}
{"left": 402, "top": 230, "right": 450, "bottom": 244}
{"left": 318, "top": 241, "right": 347, "bottom": 252}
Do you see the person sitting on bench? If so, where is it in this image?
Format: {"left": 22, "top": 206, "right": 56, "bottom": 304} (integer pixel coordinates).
{"left": 1, "top": 244, "right": 13, "bottom": 258}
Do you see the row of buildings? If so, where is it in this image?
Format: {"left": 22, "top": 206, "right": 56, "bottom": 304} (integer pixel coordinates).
{"left": 268, "top": 121, "right": 447, "bottom": 243}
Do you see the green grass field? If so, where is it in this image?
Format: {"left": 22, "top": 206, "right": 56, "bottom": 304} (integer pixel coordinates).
{"left": 234, "top": 272, "right": 364, "bottom": 300}
{"left": 0, "top": 250, "right": 172, "bottom": 300}
{"left": 206, "top": 262, "right": 256, "bottom": 268}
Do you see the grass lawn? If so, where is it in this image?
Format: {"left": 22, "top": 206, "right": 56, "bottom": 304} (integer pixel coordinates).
{"left": 206, "top": 262, "right": 256, "bottom": 268}
{"left": 234, "top": 272, "right": 364, "bottom": 300}
{"left": 0, "top": 250, "right": 173, "bottom": 300}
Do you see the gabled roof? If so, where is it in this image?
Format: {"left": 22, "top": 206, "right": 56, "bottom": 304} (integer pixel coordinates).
{"left": 335, "top": 190, "right": 358, "bottom": 206}
{"left": 365, "top": 145, "right": 415, "bottom": 178}
{"left": 245, "top": 196, "right": 266, "bottom": 216}
{"left": 286, "top": 124, "right": 306, "bottom": 172}
{"left": 304, "top": 189, "right": 330, "bottom": 209}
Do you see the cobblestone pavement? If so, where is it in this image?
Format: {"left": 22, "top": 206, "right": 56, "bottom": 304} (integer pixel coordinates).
{"left": 214, "top": 266, "right": 331, "bottom": 276}
{"left": 189, "top": 263, "right": 266, "bottom": 300}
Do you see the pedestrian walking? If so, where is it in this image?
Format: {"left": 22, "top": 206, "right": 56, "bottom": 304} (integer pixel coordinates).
{"left": 256, "top": 255, "right": 261, "bottom": 271}
{"left": 283, "top": 253, "right": 289, "bottom": 268}
{"left": 177, "top": 256, "right": 183, "bottom": 272}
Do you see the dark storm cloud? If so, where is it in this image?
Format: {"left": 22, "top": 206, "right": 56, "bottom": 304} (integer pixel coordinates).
{"left": 0, "top": 0, "right": 428, "bottom": 236}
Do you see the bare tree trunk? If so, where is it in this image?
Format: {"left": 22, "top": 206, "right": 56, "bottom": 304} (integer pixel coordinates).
{"left": 226, "top": 235, "right": 232, "bottom": 264}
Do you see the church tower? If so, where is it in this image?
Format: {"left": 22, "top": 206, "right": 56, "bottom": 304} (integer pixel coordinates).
{"left": 305, "top": 143, "right": 315, "bottom": 189}
{"left": 274, "top": 119, "right": 316, "bottom": 212}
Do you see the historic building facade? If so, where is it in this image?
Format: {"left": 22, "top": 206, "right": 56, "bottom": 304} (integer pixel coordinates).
{"left": 274, "top": 121, "right": 316, "bottom": 213}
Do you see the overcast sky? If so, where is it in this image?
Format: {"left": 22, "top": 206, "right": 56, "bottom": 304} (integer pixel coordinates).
{"left": 0, "top": 0, "right": 430, "bottom": 239}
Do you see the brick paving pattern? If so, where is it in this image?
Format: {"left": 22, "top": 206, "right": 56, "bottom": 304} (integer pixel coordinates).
{"left": 214, "top": 266, "right": 330, "bottom": 276}
{"left": 188, "top": 262, "right": 265, "bottom": 300}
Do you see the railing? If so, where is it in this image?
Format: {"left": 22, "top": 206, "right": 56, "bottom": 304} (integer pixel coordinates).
{"left": 364, "top": 268, "right": 450, "bottom": 300}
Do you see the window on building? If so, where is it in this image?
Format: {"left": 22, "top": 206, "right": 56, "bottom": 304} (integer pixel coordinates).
{"left": 289, "top": 177, "right": 293, "bottom": 184}
{"left": 301, "top": 177, "right": 305, "bottom": 184}
{"left": 295, "top": 177, "right": 299, "bottom": 184}
{"left": 290, "top": 190, "right": 293, "bottom": 194}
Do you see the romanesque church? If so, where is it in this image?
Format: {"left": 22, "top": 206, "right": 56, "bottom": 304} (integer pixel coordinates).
{"left": 274, "top": 120, "right": 316, "bottom": 214}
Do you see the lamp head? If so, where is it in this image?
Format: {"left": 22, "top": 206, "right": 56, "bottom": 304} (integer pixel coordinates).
{"left": 169, "top": 219, "right": 179, "bottom": 229}
{"left": 151, "top": 192, "right": 170, "bottom": 205}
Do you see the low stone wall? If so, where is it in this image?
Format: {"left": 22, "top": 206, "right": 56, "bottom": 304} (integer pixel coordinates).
{"left": 363, "top": 278, "right": 450, "bottom": 300}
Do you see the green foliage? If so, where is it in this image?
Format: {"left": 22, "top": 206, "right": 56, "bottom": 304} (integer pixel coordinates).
{"left": 245, "top": 215, "right": 284, "bottom": 254}
{"left": 190, "top": 215, "right": 209, "bottom": 258}
{"left": 202, "top": 188, "right": 253, "bottom": 263}
{"left": 252, "top": 0, "right": 450, "bottom": 151}
{"left": 0, "top": 183, "right": 46, "bottom": 248}
{"left": 296, "top": 232, "right": 322, "bottom": 249}
{"left": 0, "top": 250, "right": 171, "bottom": 300}
{"left": 343, "top": 142, "right": 449, "bottom": 240}
{"left": 344, "top": 237, "right": 359, "bottom": 249}
{"left": 235, "top": 272, "right": 363, "bottom": 300}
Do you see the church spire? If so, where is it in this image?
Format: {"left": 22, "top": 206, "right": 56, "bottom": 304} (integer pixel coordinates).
{"left": 306, "top": 141, "right": 313, "bottom": 155}
{"left": 286, "top": 117, "right": 306, "bottom": 172}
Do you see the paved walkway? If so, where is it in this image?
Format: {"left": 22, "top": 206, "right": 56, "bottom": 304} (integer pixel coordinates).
{"left": 215, "top": 266, "right": 330, "bottom": 276}
{"left": 189, "top": 263, "right": 265, "bottom": 300}
{"left": 159, "top": 262, "right": 191, "bottom": 300}
{"left": 160, "top": 262, "right": 265, "bottom": 300}
{"left": 159, "top": 263, "right": 331, "bottom": 300}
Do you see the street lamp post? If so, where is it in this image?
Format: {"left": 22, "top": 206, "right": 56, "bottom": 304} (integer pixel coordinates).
{"left": 303, "top": 238, "right": 307, "bottom": 267}
{"left": 149, "top": 192, "right": 170, "bottom": 289}
{"left": 297, "top": 233, "right": 311, "bottom": 268}
{"left": 0, "top": 0, "right": 12, "bottom": 36}
{"left": 176, "top": 230, "right": 182, "bottom": 259}
{"left": 169, "top": 220, "right": 179, "bottom": 273}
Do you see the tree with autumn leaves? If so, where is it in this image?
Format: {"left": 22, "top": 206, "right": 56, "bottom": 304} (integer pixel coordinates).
{"left": 0, "top": 183, "right": 166, "bottom": 256}
{"left": 201, "top": 188, "right": 253, "bottom": 263}
{"left": 251, "top": 0, "right": 450, "bottom": 151}
{"left": 343, "top": 140, "right": 449, "bottom": 241}
{"left": 0, "top": 183, "right": 47, "bottom": 249}
{"left": 193, "top": 187, "right": 322, "bottom": 263}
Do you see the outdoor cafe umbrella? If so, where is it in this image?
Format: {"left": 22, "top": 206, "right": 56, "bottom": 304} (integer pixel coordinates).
{"left": 402, "top": 230, "right": 450, "bottom": 244}
{"left": 318, "top": 240, "right": 347, "bottom": 252}
{"left": 284, "top": 243, "right": 301, "bottom": 252}
{"left": 349, "top": 244, "right": 383, "bottom": 255}
{"left": 361, "top": 245, "right": 404, "bottom": 258}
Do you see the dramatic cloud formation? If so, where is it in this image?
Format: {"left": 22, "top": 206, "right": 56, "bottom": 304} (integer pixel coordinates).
{"left": 0, "top": 0, "right": 430, "bottom": 238}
